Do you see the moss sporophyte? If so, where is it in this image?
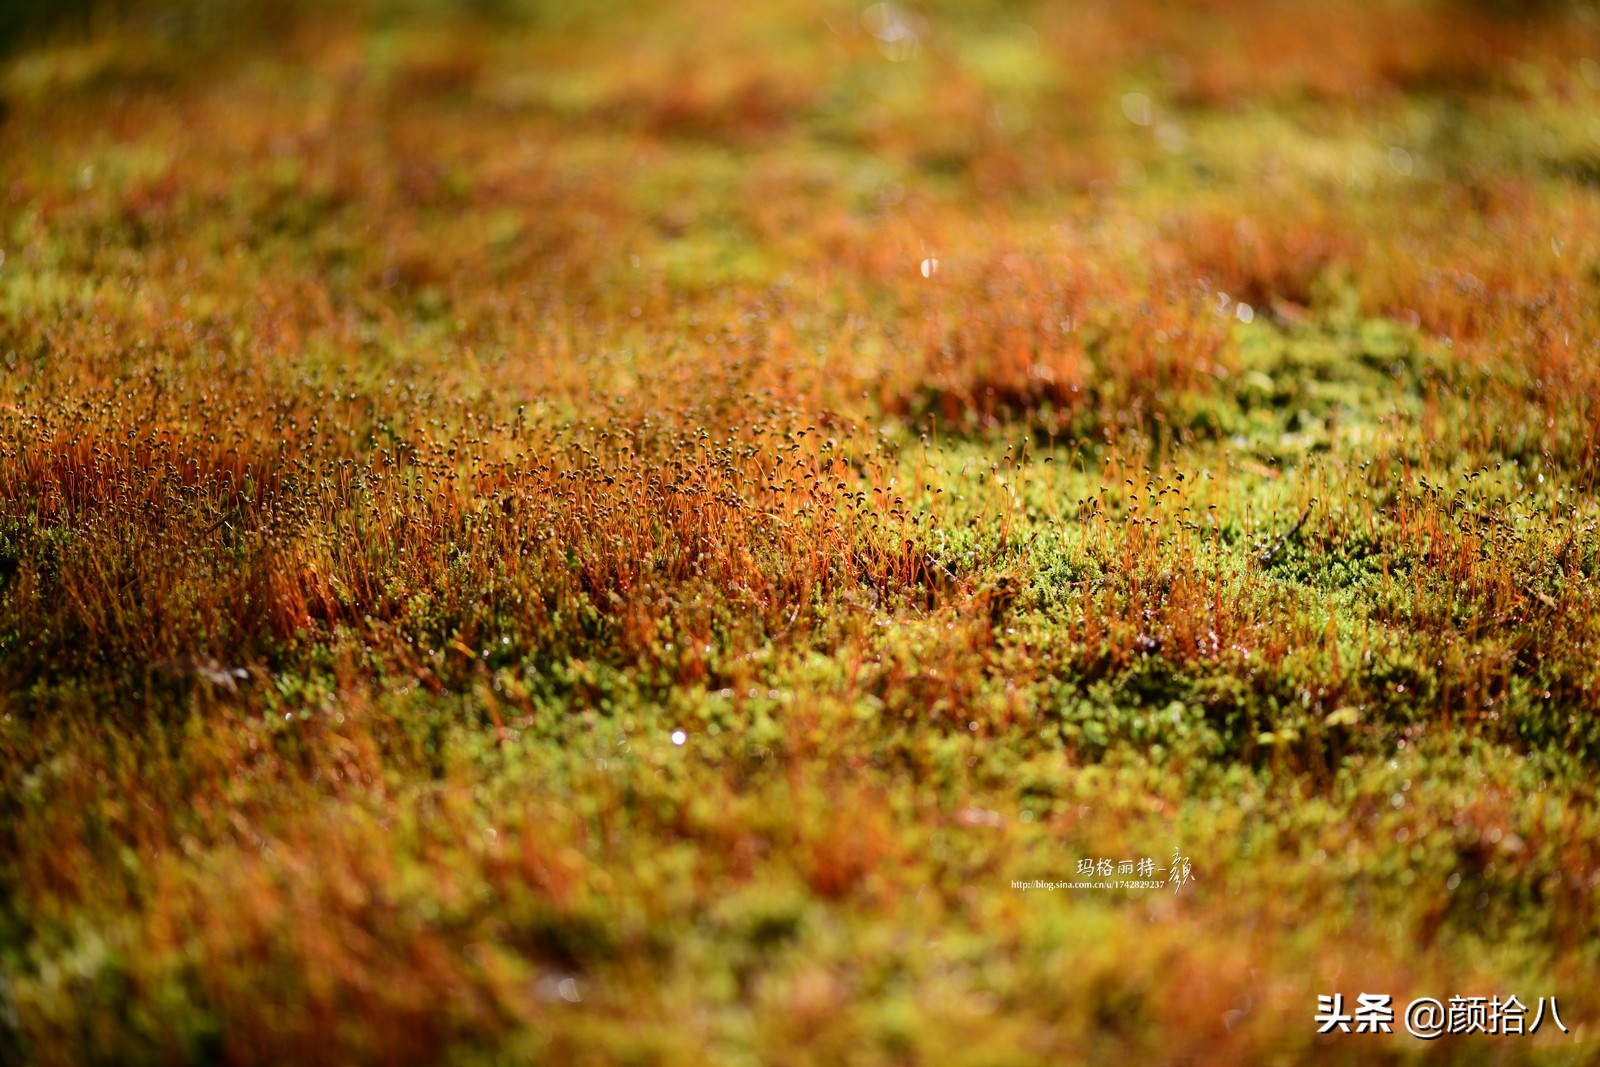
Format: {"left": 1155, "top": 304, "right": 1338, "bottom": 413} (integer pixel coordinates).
{"left": 2, "top": 1, "right": 1599, "bottom": 1064}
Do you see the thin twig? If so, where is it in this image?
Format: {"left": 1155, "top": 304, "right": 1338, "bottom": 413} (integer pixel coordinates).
{"left": 1258, "top": 503, "right": 1314, "bottom": 567}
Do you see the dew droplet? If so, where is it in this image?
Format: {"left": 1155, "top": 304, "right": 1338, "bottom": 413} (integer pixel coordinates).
{"left": 1121, "top": 92, "right": 1152, "bottom": 126}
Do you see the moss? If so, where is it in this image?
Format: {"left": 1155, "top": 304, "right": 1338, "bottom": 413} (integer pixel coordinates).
{"left": 4, "top": 0, "right": 1600, "bottom": 1063}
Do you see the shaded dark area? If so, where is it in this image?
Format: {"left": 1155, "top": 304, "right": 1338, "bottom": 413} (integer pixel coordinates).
{"left": 0, "top": 0, "right": 96, "bottom": 53}
{"left": 0, "top": 0, "right": 314, "bottom": 55}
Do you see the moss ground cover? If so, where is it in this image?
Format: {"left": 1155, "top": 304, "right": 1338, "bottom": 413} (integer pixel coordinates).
{"left": 3, "top": 1, "right": 1600, "bottom": 1063}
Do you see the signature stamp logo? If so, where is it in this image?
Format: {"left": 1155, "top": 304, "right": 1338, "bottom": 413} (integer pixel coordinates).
{"left": 1012, "top": 847, "right": 1197, "bottom": 894}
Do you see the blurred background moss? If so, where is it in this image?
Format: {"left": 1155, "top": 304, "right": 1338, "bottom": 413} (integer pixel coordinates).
{"left": 0, "top": 0, "right": 94, "bottom": 52}
{"left": 0, "top": 0, "right": 647, "bottom": 53}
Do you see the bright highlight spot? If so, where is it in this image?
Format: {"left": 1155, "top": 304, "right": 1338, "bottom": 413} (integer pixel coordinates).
{"left": 861, "top": 3, "right": 923, "bottom": 62}
{"left": 920, "top": 257, "right": 939, "bottom": 278}
{"left": 1121, "top": 92, "right": 1152, "bottom": 126}
{"left": 671, "top": 730, "right": 687, "bottom": 745}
